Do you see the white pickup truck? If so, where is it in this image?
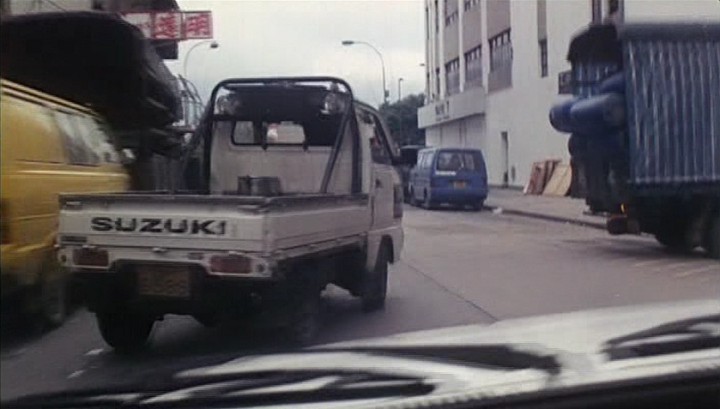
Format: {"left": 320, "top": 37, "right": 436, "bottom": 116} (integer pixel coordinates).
{"left": 57, "top": 78, "right": 405, "bottom": 351}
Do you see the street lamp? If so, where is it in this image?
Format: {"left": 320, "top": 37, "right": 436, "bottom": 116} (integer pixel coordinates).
{"left": 341, "top": 40, "right": 388, "bottom": 105}
{"left": 183, "top": 40, "right": 219, "bottom": 79}
{"left": 397, "top": 77, "right": 404, "bottom": 101}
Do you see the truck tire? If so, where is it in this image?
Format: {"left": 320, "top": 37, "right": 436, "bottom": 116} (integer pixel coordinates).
{"left": 283, "top": 266, "right": 324, "bottom": 346}
{"left": 33, "top": 255, "right": 68, "bottom": 329}
{"left": 97, "top": 311, "right": 155, "bottom": 353}
{"left": 703, "top": 213, "right": 720, "bottom": 260}
{"left": 39, "top": 275, "right": 67, "bottom": 329}
{"left": 362, "top": 243, "right": 389, "bottom": 313}
{"left": 285, "top": 290, "right": 321, "bottom": 346}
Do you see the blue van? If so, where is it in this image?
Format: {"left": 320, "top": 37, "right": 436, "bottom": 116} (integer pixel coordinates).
{"left": 408, "top": 148, "right": 488, "bottom": 210}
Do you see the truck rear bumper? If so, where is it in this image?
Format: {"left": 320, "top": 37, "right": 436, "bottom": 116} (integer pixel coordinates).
{"left": 73, "top": 267, "right": 276, "bottom": 316}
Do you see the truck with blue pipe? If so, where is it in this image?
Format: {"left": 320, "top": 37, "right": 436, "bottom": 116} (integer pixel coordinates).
{"left": 550, "top": 23, "right": 720, "bottom": 259}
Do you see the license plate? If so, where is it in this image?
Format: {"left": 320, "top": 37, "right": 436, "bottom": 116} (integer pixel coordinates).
{"left": 137, "top": 266, "right": 191, "bottom": 298}
{"left": 453, "top": 181, "right": 466, "bottom": 189}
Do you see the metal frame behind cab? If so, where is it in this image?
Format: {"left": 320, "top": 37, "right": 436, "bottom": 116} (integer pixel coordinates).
{"left": 193, "top": 77, "right": 361, "bottom": 195}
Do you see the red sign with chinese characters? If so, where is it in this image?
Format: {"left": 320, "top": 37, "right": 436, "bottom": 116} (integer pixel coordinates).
{"left": 121, "top": 11, "right": 213, "bottom": 40}
{"left": 152, "top": 12, "right": 182, "bottom": 40}
{"left": 183, "top": 11, "right": 213, "bottom": 39}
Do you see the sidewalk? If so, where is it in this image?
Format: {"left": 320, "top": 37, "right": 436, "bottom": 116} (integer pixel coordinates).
{"left": 485, "top": 188, "right": 607, "bottom": 230}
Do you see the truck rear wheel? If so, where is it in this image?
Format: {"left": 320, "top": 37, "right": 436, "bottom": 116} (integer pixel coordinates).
{"left": 362, "top": 243, "right": 389, "bottom": 312}
{"left": 97, "top": 311, "right": 155, "bottom": 353}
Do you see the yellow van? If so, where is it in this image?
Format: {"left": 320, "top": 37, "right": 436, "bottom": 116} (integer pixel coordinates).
{"left": 1, "top": 79, "right": 130, "bottom": 327}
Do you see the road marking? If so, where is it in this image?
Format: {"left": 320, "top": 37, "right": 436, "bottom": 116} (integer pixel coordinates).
{"left": 67, "top": 370, "right": 85, "bottom": 379}
{"left": 633, "top": 259, "right": 667, "bottom": 267}
{"left": 675, "top": 264, "right": 720, "bottom": 277}
{"left": 85, "top": 348, "right": 104, "bottom": 357}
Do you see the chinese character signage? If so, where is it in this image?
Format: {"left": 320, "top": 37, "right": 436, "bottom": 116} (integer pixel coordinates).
{"left": 121, "top": 11, "right": 213, "bottom": 40}
{"left": 153, "top": 12, "right": 182, "bottom": 40}
{"left": 183, "top": 11, "right": 213, "bottom": 39}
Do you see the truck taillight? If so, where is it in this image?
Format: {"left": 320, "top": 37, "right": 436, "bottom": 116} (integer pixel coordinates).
{"left": 73, "top": 248, "right": 109, "bottom": 267}
{"left": 210, "top": 254, "right": 251, "bottom": 274}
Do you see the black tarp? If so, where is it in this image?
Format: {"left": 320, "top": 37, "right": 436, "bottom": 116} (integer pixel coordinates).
{"left": 0, "top": 11, "right": 181, "bottom": 144}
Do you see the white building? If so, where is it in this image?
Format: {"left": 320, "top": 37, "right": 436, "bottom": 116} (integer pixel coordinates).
{"left": 418, "top": 0, "right": 720, "bottom": 188}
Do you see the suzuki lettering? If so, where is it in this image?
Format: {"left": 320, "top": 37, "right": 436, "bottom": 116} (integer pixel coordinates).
{"left": 90, "top": 217, "right": 227, "bottom": 236}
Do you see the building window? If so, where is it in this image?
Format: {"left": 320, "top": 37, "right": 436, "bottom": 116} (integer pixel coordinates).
{"left": 489, "top": 30, "right": 512, "bottom": 72}
{"left": 464, "top": 45, "right": 482, "bottom": 89}
{"left": 591, "top": 0, "right": 602, "bottom": 23}
{"left": 434, "top": 0, "right": 439, "bottom": 32}
{"left": 445, "top": 10, "right": 459, "bottom": 27}
{"left": 607, "top": 0, "right": 624, "bottom": 23}
{"left": 608, "top": 0, "right": 620, "bottom": 14}
{"left": 426, "top": 72, "right": 431, "bottom": 101}
{"left": 425, "top": 7, "right": 429, "bottom": 39}
{"left": 539, "top": 39, "right": 548, "bottom": 78}
{"left": 464, "top": 0, "right": 480, "bottom": 12}
{"left": 435, "top": 68, "right": 440, "bottom": 98}
{"left": 445, "top": 59, "right": 460, "bottom": 96}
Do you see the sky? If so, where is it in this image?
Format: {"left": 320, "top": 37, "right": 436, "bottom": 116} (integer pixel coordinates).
{"left": 165, "top": 0, "right": 426, "bottom": 107}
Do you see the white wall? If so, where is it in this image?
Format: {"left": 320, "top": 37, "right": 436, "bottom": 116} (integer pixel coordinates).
{"left": 477, "top": 0, "right": 588, "bottom": 187}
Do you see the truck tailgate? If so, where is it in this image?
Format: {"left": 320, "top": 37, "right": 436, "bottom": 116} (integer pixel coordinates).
{"left": 59, "top": 193, "right": 266, "bottom": 252}
{"left": 58, "top": 193, "right": 372, "bottom": 254}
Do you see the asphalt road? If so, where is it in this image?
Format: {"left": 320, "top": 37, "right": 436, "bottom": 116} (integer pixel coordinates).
{"left": 2, "top": 206, "right": 718, "bottom": 401}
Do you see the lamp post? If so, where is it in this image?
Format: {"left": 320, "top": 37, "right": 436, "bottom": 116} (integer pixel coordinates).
{"left": 341, "top": 40, "right": 388, "bottom": 105}
{"left": 397, "top": 77, "right": 404, "bottom": 101}
{"left": 183, "top": 40, "right": 219, "bottom": 79}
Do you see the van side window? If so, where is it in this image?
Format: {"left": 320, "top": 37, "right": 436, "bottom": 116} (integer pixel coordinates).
{"left": 54, "top": 112, "right": 117, "bottom": 166}
{"left": 54, "top": 111, "right": 96, "bottom": 165}
{"left": 88, "top": 119, "right": 120, "bottom": 164}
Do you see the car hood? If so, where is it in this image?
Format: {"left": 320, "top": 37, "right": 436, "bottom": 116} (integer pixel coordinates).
{"left": 315, "top": 298, "right": 720, "bottom": 352}
{"left": 166, "top": 299, "right": 719, "bottom": 408}
{"left": 8, "top": 300, "right": 719, "bottom": 409}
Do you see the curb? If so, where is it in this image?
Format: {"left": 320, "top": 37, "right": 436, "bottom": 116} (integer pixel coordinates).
{"left": 483, "top": 205, "right": 607, "bottom": 230}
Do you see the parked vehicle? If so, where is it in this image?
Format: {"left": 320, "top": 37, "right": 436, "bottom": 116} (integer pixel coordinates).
{"left": 0, "top": 79, "right": 130, "bottom": 327}
{"left": 550, "top": 23, "right": 720, "bottom": 259}
{"left": 56, "top": 78, "right": 405, "bottom": 351}
{"left": 398, "top": 145, "right": 424, "bottom": 202}
{"left": 408, "top": 147, "right": 488, "bottom": 210}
